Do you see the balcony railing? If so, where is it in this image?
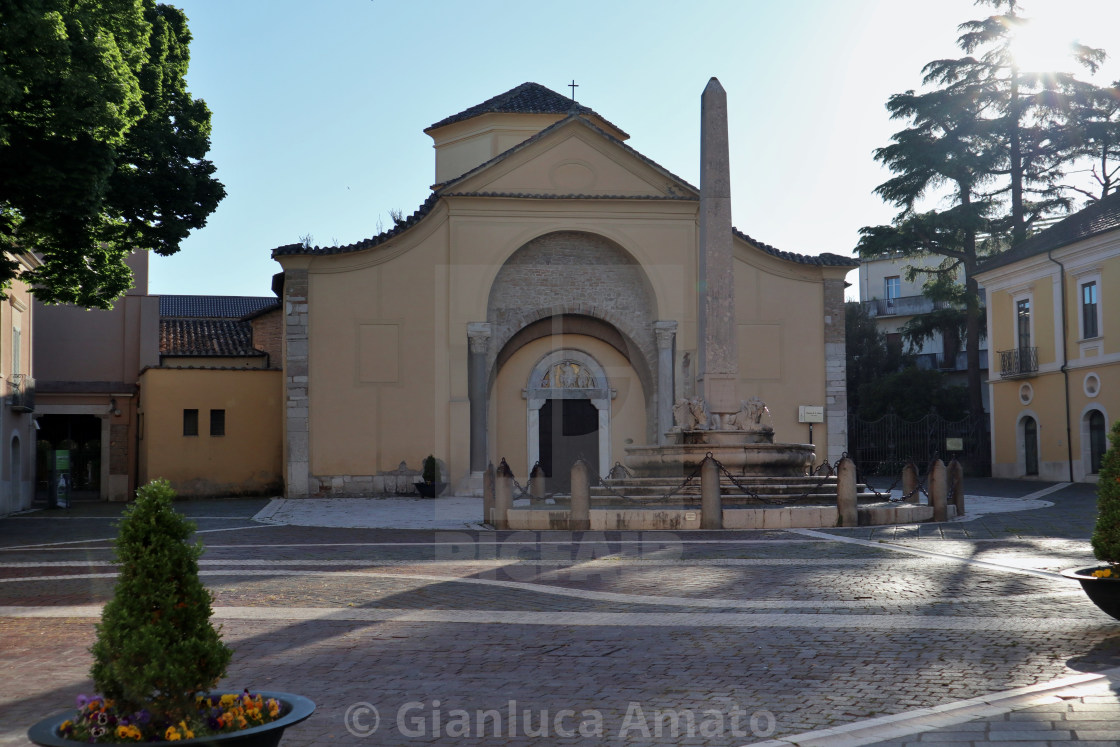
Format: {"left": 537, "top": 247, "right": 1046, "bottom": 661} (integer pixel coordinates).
{"left": 998, "top": 347, "right": 1039, "bottom": 379}
{"left": 8, "top": 374, "right": 33, "bottom": 412}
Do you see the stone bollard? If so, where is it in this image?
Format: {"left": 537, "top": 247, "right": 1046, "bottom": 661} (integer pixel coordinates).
{"left": 570, "top": 459, "right": 591, "bottom": 531}
{"left": 700, "top": 455, "right": 723, "bottom": 529}
{"left": 494, "top": 458, "right": 513, "bottom": 530}
{"left": 529, "top": 462, "right": 546, "bottom": 502}
{"left": 928, "top": 459, "right": 947, "bottom": 522}
{"left": 949, "top": 458, "right": 965, "bottom": 517}
{"left": 483, "top": 461, "right": 495, "bottom": 526}
{"left": 902, "top": 462, "right": 919, "bottom": 504}
{"left": 837, "top": 457, "right": 858, "bottom": 527}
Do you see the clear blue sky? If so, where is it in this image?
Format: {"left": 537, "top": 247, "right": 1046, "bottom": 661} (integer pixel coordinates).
{"left": 152, "top": 0, "right": 1120, "bottom": 300}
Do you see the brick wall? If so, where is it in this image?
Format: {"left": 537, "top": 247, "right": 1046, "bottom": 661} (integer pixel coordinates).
{"left": 250, "top": 309, "right": 283, "bottom": 369}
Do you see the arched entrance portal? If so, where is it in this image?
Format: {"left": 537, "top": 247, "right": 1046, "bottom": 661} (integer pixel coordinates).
{"left": 526, "top": 350, "right": 612, "bottom": 493}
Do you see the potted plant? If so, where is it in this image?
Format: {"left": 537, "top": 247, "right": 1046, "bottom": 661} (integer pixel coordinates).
{"left": 414, "top": 454, "right": 447, "bottom": 498}
{"left": 1063, "top": 419, "right": 1120, "bottom": 620}
{"left": 27, "top": 479, "right": 314, "bottom": 745}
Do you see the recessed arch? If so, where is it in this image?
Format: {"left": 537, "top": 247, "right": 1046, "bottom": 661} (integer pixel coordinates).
{"left": 486, "top": 230, "right": 661, "bottom": 442}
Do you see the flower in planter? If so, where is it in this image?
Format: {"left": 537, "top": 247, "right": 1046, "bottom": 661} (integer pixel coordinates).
{"left": 55, "top": 479, "right": 285, "bottom": 742}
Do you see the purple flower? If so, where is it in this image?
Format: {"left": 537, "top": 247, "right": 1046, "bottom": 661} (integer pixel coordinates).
{"left": 136, "top": 709, "right": 151, "bottom": 724}
{"left": 75, "top": 694, "right": 89, "bottom": 708}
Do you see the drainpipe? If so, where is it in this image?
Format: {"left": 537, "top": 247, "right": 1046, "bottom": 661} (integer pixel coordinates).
{"left": 1047, "top": 248, "right": 1075, "bottom": 483}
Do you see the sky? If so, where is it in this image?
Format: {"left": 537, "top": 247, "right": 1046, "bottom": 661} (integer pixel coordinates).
{"left": 152, "top": 0, "right": 1120, "bottom": 301}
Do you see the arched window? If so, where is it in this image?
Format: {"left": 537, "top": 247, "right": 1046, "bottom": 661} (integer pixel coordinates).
{"left": 1089, "top": 410, "right": 1107, "bottom": 475}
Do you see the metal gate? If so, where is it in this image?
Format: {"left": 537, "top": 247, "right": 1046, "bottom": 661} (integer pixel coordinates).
{"left": 848, "top": 411, "right": 990, "bottom": 477}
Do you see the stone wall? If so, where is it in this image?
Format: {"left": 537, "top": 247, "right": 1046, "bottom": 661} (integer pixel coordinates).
{"left": 486, "top": 230, "right": 660, "bottom": 440}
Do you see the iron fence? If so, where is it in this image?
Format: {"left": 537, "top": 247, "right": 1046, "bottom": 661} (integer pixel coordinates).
{"left": 848, "top": 410, "right": 990, "bottom": 478}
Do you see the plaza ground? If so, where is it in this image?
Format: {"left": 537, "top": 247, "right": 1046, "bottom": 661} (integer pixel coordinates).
{"left": 2, "top": 479, "right": 1119, "bottom": 746}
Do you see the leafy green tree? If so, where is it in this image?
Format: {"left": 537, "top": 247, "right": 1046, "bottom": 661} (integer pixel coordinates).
{"left": 0, "top": 0, "right": 223, "bottom": 308}
{"left": 90, "top": 479, "right": 231, "bottom": 723}
{"left": 1064, "top": 80, "right": 1120, "bottom": 202}
{"left": 856, "top": 367, "right": 970, "bottom": 422}
{"left": 845, "top": 301, "right": 912, "bottom": 416}
{"left": 858, "top": 0, "right": 1107, "bottom": 420}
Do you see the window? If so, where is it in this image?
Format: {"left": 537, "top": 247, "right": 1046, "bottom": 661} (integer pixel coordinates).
{"left": 1082, "top": 281, "right": 1099, "bottom": 339}
{"left": 183, "top": 409, "right": 198, "bottom": 436}
{"left": 885, "top": 276, "right": 901, "bottom": 301}
{"left": 210, "top": 409, "right": 225, "bottom": 437}
{"left": 11, "top": 326, "right": 19, "bottom": 376}
{"left": 1016, "top": 298, "right": 1031, "bottom": 350}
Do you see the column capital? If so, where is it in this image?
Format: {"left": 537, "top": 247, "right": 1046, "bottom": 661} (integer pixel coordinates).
{"left": 653, "top": 320, "right": 678, "bottom": 349}
{"left": 467, "top": 322, "right": 492, "bottom": 353}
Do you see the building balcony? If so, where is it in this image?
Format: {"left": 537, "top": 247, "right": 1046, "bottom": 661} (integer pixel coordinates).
{"left": 8, "top": 374, "right": 34, "bottom": 412}
{"left": 862, "top": 289, "right": 986, "bottom": 319}
{"left": 998, "top": 347, "right": 1039, "bottom": 379}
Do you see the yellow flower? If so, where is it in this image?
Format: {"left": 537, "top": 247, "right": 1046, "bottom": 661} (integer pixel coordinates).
{"left": 1092, "top": 568, "right": 1113, "bottom": 578}
{"left": 220, "top": 693, "right": 237, "bottom": 708}
{"left": 116, "top": 724, "right": 142, "bottom": 741}
{"left": 165, "top": 726, "right": 181, "bottom": 741}
{"left": 60, "top": 720, "right": 73, "bottom": 730}
{"left": 238, "top": 715, "right": 248, "bottom": 730}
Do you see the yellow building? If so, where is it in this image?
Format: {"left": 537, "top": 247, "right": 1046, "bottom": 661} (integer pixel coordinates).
{"left": 136, "top": 297, "right": 283, "bottom": 497}
{"left": 2, "top": 253, "right": 39, "bottom": 515}
{"left": 271, "top": 82, "right": 856, "bottom": 498}
{"left": 976, "top": 193, "right": 1120, "bottom": 482}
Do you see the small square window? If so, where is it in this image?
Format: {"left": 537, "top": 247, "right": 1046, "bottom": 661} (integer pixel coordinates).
{"left": 183, "top": 409, "right": 198, "bottom": 436}
{"left": 210, "top": 409, "right": 225, "bottom": 437}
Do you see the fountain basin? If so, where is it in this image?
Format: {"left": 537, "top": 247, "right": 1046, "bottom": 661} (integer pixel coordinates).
{"left": 624, "top": 433, "right": 815, "bottom": 478}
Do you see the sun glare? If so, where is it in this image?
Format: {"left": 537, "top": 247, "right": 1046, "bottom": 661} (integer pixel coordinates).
{"left": 1009, "top": 22, "right": 1073, "bottom": 73}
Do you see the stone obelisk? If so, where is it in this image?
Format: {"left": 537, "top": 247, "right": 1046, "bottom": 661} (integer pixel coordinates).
{"left": 697, "top": 77, "right": 738, "bottom": 427}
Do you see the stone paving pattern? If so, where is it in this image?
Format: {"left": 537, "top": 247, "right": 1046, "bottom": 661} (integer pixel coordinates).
{"left": 2, "top": 481, "right": 1119, "bottom": 745}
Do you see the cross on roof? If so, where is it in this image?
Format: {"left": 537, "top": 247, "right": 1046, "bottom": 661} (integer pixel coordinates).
{"left": 568, "top": 79, "right": 578, "bottom": 101}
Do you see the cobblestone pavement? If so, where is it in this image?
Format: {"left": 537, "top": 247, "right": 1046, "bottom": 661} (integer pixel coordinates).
{"left": 2, "top": 480, "right": 1119, "bottom": 746}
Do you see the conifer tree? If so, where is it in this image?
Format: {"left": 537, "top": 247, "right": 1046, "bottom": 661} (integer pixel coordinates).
{"left": 1092, "top": 420, "right": 1120, "bottom": 564}
{"left": 90, "top": 479, "right": 231, "bottom": 723}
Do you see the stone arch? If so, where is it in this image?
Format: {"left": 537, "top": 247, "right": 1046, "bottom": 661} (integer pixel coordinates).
{"left": 486, "top": 231, "right": 660, "bottom": 441}
{"left": 524, "top": 349, "right": 613, "bottom": 479}
{"left": 1016, "top": 410, "right": 1040, "bottom": 478}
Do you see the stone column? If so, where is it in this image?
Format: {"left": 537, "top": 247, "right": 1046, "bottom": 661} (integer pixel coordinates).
{"left": 467, "top": 322, "right": 492, "bottom": 474}
{"left": 570, "top": 459, "right": 591, "bottom": 531}
{"left": 929, "top": 459, "right": 948, "bottom": 522}
{"left": 654, "top": 321, "right": 678, "bottom": 444}
{"left": 283, "top": 269, "right": 311, "bottom": 498}
{"left": 823, "top": 277, "right": 849, "bottom": 463}
{"left": 700, "top": 456, "right": 722, "bottom": 529}
{"left": 949, "top": 458, "right": 965, "bottom": 517}
{"left": 697, "top": 77, "right": 738, "bottom": 421}
{"left": 902, "top": 462, "right": 919, "bottom": 504}
{"left": 837, "top": 457, "right": 858, "bottom": 527}
{"left": 494, "top": 458, "right": 513, "bottom": 530}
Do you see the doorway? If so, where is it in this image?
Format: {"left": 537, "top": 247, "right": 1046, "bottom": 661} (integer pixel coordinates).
{"left": 35, "top": 414, "right": 102, "bottom": 501}
{"left": 539, "top": 399, "right": 599, "bottom": 493}
{"left": 1023, "top": 416, "right": 1039, "bottom": 476}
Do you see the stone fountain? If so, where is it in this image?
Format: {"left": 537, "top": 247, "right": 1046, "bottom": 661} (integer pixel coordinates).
{"left": 623, "top": 396, "right": 816, "bottom": 479}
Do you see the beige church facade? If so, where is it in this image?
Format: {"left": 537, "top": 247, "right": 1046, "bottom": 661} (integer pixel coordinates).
{"left": 272, "top": 82, "right": 855, "bottom": 498}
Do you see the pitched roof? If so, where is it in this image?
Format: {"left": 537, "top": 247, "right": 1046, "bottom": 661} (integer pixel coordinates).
{"left": 732, "top": 228, "right": 859, "bottom": 267}
{"left": 977, "top": 191, "right": 1120, "bottom": 274}
{"left": 425, "top": 82, "right": 628, "bottom": 137}
{"left": 433, "top": 113, "right": 695, "bottom": 194}
{"left": 159, "top": 295, "right": 278, "bottom": 318}
{"left": 160, "top": 318, "right": 265, "bottom": 357}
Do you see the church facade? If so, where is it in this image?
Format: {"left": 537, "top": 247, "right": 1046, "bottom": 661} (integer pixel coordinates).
{"left": 271, "top": 82, "right": 856, "bottom": 498}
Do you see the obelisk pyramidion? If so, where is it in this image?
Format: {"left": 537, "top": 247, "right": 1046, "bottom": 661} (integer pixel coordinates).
{"left": 697, "top": 77, "right": 738, "bottom": 425}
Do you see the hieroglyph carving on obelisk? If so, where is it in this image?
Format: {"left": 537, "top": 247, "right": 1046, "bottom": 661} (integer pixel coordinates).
{"left": 697, "top": 77, "right": 738, "bottom": 426}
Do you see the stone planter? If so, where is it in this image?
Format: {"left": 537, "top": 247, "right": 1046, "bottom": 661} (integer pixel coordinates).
{"left": 1062, "top": 567, "right": 1120, "bottom": 621}
{"left": 28, "top": 692, "right": 315, "bottom": 747}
